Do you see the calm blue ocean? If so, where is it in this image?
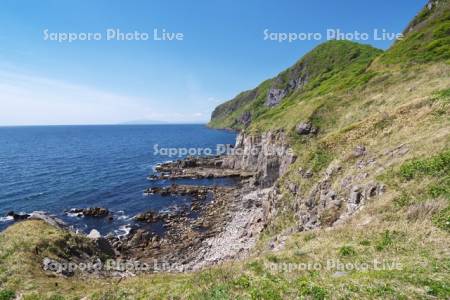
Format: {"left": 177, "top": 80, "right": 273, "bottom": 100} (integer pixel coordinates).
{"left": 0, "top": 124, "right": 236, "bottom": 235}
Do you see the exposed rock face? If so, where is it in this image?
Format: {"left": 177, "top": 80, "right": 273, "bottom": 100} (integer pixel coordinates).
{"left": 293, "top": 150, "right": 387, "bottom": 231}
{"left": 265, "top": 68, "right": 309, "bottom": 107}
{"left": 238, "top": 111, "right": 252, "bottom": 127}
{"left": 266, "top": 87, "right": 287, "bottom": 107}
{"left": 222, "top": 130, "right": 296, "bottom": 187}
{"left": 295, "top": 161, "right": 343, "bottom": 230}
{"left": 346, "top": 182, "right": 385, "bottom": 214}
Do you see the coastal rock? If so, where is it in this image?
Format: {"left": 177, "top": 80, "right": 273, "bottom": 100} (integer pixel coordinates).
{"left": 152, "top": 157, "right": 250, "bottom": 180}
{"left": 7, "top": 211, "right": 30, "bottom": 220}
{"left": 127, "top": 229, "right": 152, "bottom": 248}
{"left": 135, "top": 211, "right": 161, "bottom": 223}
{"left": 221, "top": 130, "right": 296, "bottom": 188}
{"left": 87, "top": 229, "right": 101, "bottom": 239}
{"left": 29, "top": 211, "right": 67, "bottom": 228}
{"left": 66, "top": 207, "right": 110, "bottom": 218}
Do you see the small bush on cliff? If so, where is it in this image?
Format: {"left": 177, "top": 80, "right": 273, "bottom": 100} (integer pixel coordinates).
{"left": 0, "top": 290, "right": 15, "bottom": 300}
{"left": 339, "top": 245, "right": 357, "bottom": 257}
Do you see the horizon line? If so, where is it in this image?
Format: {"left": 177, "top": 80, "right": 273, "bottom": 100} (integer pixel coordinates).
{"left": 0, "top": 122, "right": 209, "bottom": 128}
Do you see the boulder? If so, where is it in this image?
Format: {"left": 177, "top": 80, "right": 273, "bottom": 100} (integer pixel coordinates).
{"left": 135, "top": 211, "right": 160, "bottom": 223}
{"left": 303, "top": 168, "right": 313, "bottom": 178}
{"left": 82, "top": 207, "right": 109, "bottom": 217}
{"left": 87, "top": 229, "right": 101, "bottom": 239}
{"left": 66, "top": 207, "right": 110, "bottom": 218}
{"left": 295, "top": 122, "right": 318, "bottom": 135}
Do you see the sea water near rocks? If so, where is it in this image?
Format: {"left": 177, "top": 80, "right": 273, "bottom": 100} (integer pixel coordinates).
{"left": 0, "top": 124, "right": 236, "bottom": 235}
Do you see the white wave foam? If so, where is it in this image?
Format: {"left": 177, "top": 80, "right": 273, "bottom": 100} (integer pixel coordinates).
{"left": 117, "top": 214, "right": 130, "bottom": 220}
{"left": 116, "top": 211, "right": 130, "bottom": 220}
{"left": 0, "top": 216, "right": 13, "bottom": 222}
{"left": 115, "top": 224, "right": 132, "bottom": 238}
{"left": 66, "top": 212, "right": 83, "bottom": 218}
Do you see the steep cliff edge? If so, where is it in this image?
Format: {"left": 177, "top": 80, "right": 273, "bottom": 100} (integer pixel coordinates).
{"left": 222, "top": 130, "right": 296, "bottom": 188}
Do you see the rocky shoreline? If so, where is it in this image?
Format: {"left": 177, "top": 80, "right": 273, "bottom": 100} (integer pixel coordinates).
{"left": 3, "top": 130, "right": 297, "bottom": 276}
{"left": 109, "top": 153, "right": 270, "bottom": 272}
{"left": 3, "top": 129, "right": 389, "bottom": 277}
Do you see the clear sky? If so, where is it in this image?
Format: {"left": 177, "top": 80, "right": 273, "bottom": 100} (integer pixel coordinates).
{"left": 0, "top": 0, "right": 426, "bottom": 126}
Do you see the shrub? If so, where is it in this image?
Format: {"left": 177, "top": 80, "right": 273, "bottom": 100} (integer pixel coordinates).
{"left": 433, "top": 206, "right": 450, "bottom": 232}
{"left": 399, "top": 150, "right": 450, "bottom": 180}
{"left": 375, "top": 230, "right": 396, "bottom": 251}
{"left": 339, "top": 245, "right": 357, "bottom": 257}
{"left": 297, "top": 278, "right": 327, "bottom": 300}
{"left": 0, "top": 290, "right": 15, "bottom": 300}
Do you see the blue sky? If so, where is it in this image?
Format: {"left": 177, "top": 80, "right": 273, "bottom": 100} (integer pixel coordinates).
{"left": 0, "top": 0, "right": 426, "bottom": 125}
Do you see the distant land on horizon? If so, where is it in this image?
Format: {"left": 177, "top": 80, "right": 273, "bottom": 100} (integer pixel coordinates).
{"left": 119, "top": 119, "right": 169, "bottom": 125}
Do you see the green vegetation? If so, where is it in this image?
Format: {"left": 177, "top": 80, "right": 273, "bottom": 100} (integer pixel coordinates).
{"left": 379, "top": 0, "right": 450, "bottom": 64}
{"left": 0, "top": 290, "right": 15, "bottom": 300}
{"left": 209, "top": 40, "right": 382, "bottom": 131}
{"left": 433, "top": 206, "right": 450, "bottom": 231}
{"left": 381, "top": 148, "right": 450, "bottom": 235}
{"left": 339, "top": 246, "right": 356, "bottom": 257}
{"left": 398, "top": 150, "right": 450, "bottom": 181}
{"left": 209, "top": 1, "right": 450, "bottom": 132}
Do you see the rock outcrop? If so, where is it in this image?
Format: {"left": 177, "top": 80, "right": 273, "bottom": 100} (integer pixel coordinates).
{"left": 295, "top": 122, "right": 318, "bottom": 135}
{"left": 66, "top": 207, "right": 110, "bottom": 218}
{"left": 222, "top": 130, "right": 296, "bottom": 187}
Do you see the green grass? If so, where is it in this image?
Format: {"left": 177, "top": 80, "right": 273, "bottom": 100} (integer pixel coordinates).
{"left": 209, "top": 1, "right": 450, "bottom": 133}
{"left": 433, "top": 206, "right": 450, "bottom": 232}
{"left": 380, "top": 149, "right": 450, "bottom": 235}
{"left": 379, "top": 1, "right": 450, "bottom": 65}
{"left": 209, "top": 40, "right": 382, "bottom": 131}
{"left": 398, "top": 150, "right": 450, "bottom": 180}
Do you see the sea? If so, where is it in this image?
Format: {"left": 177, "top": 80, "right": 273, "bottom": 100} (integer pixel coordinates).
{"left": 0, "top": 124, "right": 237, "bottom": 236}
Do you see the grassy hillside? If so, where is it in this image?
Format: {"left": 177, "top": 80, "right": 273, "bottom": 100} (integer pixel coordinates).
{"left": 209, "top": 41, "right": 382, "bottom": 130}
{"left": 209, "top": 0, "right": 450, "bottom": 132}
{"left": 0, "top": 1, "right": 449, "bottom": 299}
